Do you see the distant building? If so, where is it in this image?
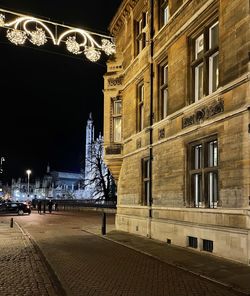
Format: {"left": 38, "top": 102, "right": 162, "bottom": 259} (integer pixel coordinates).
{"left": 11, "top": 114, "right": 108, "bottom": 200}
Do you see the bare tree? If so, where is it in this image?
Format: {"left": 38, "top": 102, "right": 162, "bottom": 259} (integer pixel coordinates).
{"left": 83, "top": 136, "right": 116, "bottom": 202}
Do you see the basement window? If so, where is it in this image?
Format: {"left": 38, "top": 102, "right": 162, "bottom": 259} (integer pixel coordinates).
{"left": 203, "top": 239, "right": 213, "bottom": 252}
{"left": 188, "top": 236, "right": 198, "bottom": 248}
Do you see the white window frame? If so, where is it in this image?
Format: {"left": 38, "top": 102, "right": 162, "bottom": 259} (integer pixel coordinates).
{"left": 209, "top": 51, "right": 219, "bottom": 94}
{"left": 142, "top": 158, "right": 150, "bottom": 206}
{"left": 191, "top": 20, "right": 219, "bottom": 103}
{"left": 159, "top": 62, "right": 168, "bottom": 119}
{"left": 137, "top": 83, "right": 144, "bottom": 131}
{"left": 113, "top": 99, "right": 122, "bottom": 143}
{"left": 195, "top": 62, "right": 204, "bottom": 102}
{"left": 136, "top": 12, "right": 147, "bottom": 55}
{"left": 159, "top": 0, "right": 169, "bottom": 28}
{"left": 189, "top": 138, "right": 218, "bottom": 208}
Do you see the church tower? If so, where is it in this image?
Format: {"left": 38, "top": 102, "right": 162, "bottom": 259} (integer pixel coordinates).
{"left": 85, "top": 113, "right": 95, "bottom": 176}
{"left": 82, "top": 113, "right": 110, "bottom": 200}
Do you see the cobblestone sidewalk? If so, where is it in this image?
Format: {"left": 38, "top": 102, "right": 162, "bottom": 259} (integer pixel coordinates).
{"left": 0, "top": 220, "right": 63, "bottom": 296}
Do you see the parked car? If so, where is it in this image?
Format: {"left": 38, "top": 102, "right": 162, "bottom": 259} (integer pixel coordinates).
{"left": 0, "top": 202, "right": 31, "bottom": 215}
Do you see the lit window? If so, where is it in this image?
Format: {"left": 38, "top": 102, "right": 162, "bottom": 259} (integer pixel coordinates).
{"left": 112, "top": 99, "right": 122, "bottom": 142}
{"left": 189, "top": 137, "right": 218, "bottom": 208}
{"left": 191, "top": 21, "right": 219, "bottom": 102}
{"left": 159, "top": 61, "right": 168, "bottom": 119}
{"left": 136, "top": 12, "right": 147, "bottom": 55}
{"left": 159, "top": 0, "right": 169, "bottom": 29}
{"left": 142, "top": 158, "right": 150, "bottom": 205}
{"left": 137, "top": 83, "right": 144, "bottom": 131}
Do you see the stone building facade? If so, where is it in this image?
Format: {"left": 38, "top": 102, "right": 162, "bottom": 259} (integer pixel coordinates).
{"left": 103, "top": 0, "right": 250, "bottom": 264}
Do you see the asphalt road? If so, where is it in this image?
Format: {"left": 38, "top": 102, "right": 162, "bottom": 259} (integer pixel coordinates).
{"left": 3, "top": 210, "right": 245, "bottom": 296}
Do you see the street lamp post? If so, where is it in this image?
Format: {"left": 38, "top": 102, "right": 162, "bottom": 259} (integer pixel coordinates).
{"left": 0, "top": 157, "right": 5, "bottom": 174}
{"left": 26, "top": 169, "right": 31, "bottom": 199}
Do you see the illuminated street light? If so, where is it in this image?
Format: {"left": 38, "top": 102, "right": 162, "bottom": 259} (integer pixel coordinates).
{"left": 26, "top": 169, "right": 31, "bottom": 198}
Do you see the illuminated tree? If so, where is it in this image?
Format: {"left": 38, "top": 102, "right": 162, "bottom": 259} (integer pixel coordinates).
{"left": 83, "top": 136, "right": 116, "bottom": 202}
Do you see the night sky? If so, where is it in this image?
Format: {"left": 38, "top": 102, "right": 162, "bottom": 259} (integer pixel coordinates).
{"left": 0, "top": 1, "right": 122, "bottom": 184}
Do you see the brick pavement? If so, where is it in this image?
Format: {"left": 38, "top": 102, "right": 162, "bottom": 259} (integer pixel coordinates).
{"left": 0, "top": 219, "right": 64, "bottom": 296}
{"left": 104, "top": 231, "right": 250, "bottom": 296}
{"left": 13, "top": 212, "right": 247, "bottom": 296}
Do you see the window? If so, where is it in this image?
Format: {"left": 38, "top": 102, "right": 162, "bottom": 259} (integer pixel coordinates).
{"left": 188, "top": 236, "right": 198, "bottom": 249}
{"left": 159, "top": 61, "right": 168, "bottom": 119}
{"left": 159, "top": 0, "right": 169, "bottom": 29}
{"left": 188, "top": 137, "right": 218, "bottom": 208}
{"left": 191, "top": 21, "right": 219, "bottom": 102}
{"left": 136, "top": 12, "right": 147, "bottom": 55}
{"left": 137, "top": 82, "right": 144, "bottom": 131}
{"left": 142, "top": 158, "right": 150, "bottom": 205}
{"left": 112, "top": 99, "right": 122, "bottom": 142}
{"left": 203, "top": 239, "right": 213, "bottom": 252}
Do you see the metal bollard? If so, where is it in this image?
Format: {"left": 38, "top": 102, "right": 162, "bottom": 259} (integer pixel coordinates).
{"left": 101, "top": 212, "right": 106, "bottom": 235}
{"left": 10, "top": 218, "right": 13, "bottom": 228}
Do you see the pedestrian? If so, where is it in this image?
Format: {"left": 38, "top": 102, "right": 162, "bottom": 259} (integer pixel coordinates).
{"left": 48, "top": 199, "right": 53, "bottom": 214}
{"left": 37, "top": 200, "right": 42, "bottom": 214}
{"left": 54, "top": 202, "right": 58, "bottom": 211}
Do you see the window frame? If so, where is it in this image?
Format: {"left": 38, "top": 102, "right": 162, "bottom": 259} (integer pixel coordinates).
{"left": 137, "top": 82, "right": 144, "bottom": 132}
{"left": 190, "top": 20, "right": 219, "bottom": 103}
{"left": 112, "top": 98, "right": 122, "bottom": 143}
{"left": 188, "top": 136, "right": 219, "bottom": 208}
{"left": 135, "top": 12, "right": 147, "bottom": 55}
{"left": 141, "top": 158, "right": 150, "bottom": 206}
{"left": 158, "top": 60, "right": 168, "bottom": 120}
{"left": 159, "top": 0, "right": 169, "bottom": 29}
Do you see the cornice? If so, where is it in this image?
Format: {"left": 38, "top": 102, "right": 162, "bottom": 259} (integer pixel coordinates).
{"left": 109, "top": 0, "right": 140, "bottom": 36}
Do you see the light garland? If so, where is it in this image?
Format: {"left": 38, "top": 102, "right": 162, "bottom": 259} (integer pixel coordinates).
{"left": 101, "top": 39, "right": 116, "bottom": 56}
{"left": 7, "top": 29, "right": 27, "bottom": 45}
{"left": 0, "top": 8, "right": 116, "bottom": 63}
{"left": 0, "top": 13, "right": 5, "bottom": 27}
{"left": 66, "top": 36, "right": 81, "bottom": 55}
{"left": 84, "top": 47, "right": 101, "bottom": 62}
{"left": 30, "top": 28, "right": 47, "bottom": 46}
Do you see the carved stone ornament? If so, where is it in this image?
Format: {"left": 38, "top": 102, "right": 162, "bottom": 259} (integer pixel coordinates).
{"left": 136, "top": 138, "right": 142, "bottom": 149}
{"left": 105, "top": 145, "right": 122, "bottom": 155}
{"left": 108, "top": 75, "right": 124, "bottom": 87}
{"left": 112, "top": 0, "right": 140, "bottom": 35}
{"left": 158, "top": 128, "right": 165, "bottom": 140}
{"left": 182, "top": 99, "right": 224, "bottom": 129}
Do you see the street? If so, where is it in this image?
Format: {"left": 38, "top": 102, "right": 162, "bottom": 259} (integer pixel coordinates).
{"left": 0, "top": 210, "right": 245, "bottom": 296}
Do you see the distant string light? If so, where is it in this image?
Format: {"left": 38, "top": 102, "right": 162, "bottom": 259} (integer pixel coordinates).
{"left": 0, "top": 8, "right": 116, "bottom": 62}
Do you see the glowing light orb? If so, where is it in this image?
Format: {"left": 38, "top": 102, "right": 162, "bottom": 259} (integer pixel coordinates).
{"left": 84, "top": 47, "right": 101, "bottom": 62}
{"left": 7, "top": 29, "right": 27, "bottom": 45}
{"left": 30, "top": 28, "right": 47, "bottom": 46}
{"left": 0, "top": 13, "right": 5, "bottom": 27}
{"left": 101, "top": 39, "right": 116, "bottom": 56}
{"left": 66, "top": 36, "right": 81, "bottom": 55}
